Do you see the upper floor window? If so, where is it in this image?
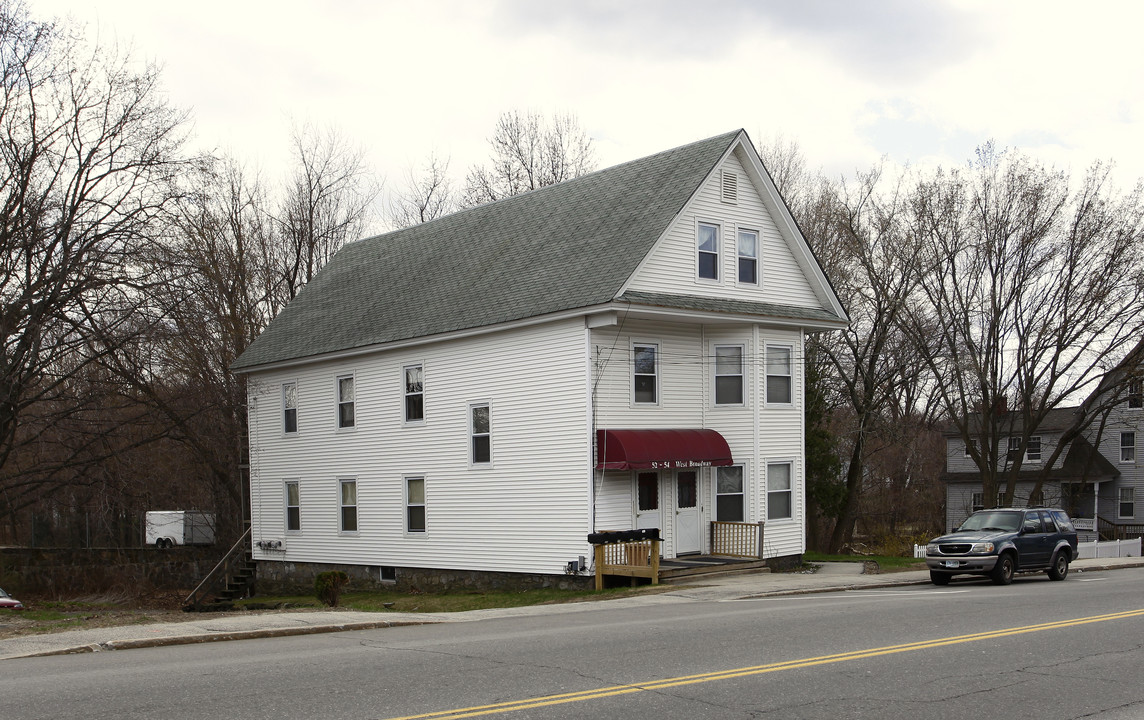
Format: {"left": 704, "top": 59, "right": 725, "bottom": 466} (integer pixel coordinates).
{"left": 337, "top": 375, "right": 355, "bottom": 429}
{"left": 283, "top": 382, "right": 298, "bottom": 434}
{"left": 285, "top": 480, "right": 301, "bottom": 532}
{"left": 633, "top": 343, "right": 659, "bottom": 404}
{"left": 714, "top": 345, "right": 744, "bottom": 405}
{"left": 737, "top": 229, "right": 758, "bottom": 284}
{"left": 1119, "top": 487, "right": 1135, "bottom": 519}
{"left": 404, "top": 364, "right": 424, "bottom": 423}
{"left": 767, "top": 462, "right": 792, "bottom": 520}
{"left": 716, "top": 466, "right": 745, "bottom": 522}
{"left": 1122, "top": 432, "right": 1136, "bottom": 463}
{"left": 697, "top": 222, "right": 719, "bottom": 281}
{"left": 765, "top": 346, "right": 793, "bottom": 404}
{"left": 470, "top": 403, "right": 491, "bottom": 465}
{"left": 339, "top": 479, "right": 358, "bottom": 533}
{"left": 1129, "top": 379, "right": 1143, "bottom": 409}
{"left": 406, "top": 476, "right": 426, "bottom": 533}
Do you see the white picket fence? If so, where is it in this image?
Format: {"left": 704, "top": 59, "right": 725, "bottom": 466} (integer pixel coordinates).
{"left": 914, "top": 536, "right": 1142, "bottom": 560}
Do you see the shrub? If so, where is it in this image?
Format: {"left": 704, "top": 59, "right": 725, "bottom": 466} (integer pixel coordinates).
{"left": 314, "top": 571, "right": 350, "bottom": 607}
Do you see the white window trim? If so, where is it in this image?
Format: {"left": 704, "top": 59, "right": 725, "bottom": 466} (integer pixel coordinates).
{"left": 736, "top": 227, "right": 759, "bottom": 286}
{"left": 469, "top": 401, "right": 493, "bottom": 468}
{"left": 631, "top": 340, "right": 661, "bottom": 407}
{"left": 282, "top": 381, "right": 299, "bottom": 435}
{"left": 1121, "top": 432, "right": 1136, "bottom": 463}
{"left": 713, "top": 343, "right": 746, "bottom": 407}
{"left": 403, "top": 363, "right": 425, "bottom": 426}
{"left": 335, "top": 373, "right": 356, "bottom": 431}
{"left": 765, "top": 460, "right": 795, "bottom": 523}
{"left": 1119, "top": 487, "right": 1135, "bottom": 519}
{"left": 1023, "top": 436, "right": 1042, "bottom": 463}
{"left": 714, "top": 464, "right": 748, "bottom": 523}
{"left": 404, "top": 474, "right": 427, "bottom": 535}
{"left": 338, "top": 477, "right": 359, "bottom": 535}
{"left": 764, "top": 344, "right": 794, "bottom": 406}
{"left": 695, "top": 219, "right": 722, "bottom": 284}
{"left": 284, "top": 479, "right": 301, "bottom": 534}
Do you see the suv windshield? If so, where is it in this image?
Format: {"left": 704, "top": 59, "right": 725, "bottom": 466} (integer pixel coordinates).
{"left": 958, "top": 510, "right": 1022, "bottom": 532}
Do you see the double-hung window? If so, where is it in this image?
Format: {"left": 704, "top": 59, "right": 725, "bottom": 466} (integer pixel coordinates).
{"left": 767, "top": 463, "right": 792, "bottom": 520}
{"left": 404, "top": 364, "right": 424, "bottom": 423}
{"left": 406, "top": 476, "right": 426, "bottom": 533}
{"left": 285, "top": 480, "right": 300, "bottom": 532}
{"left": 1129, "top": 379, "right": 1142, "bottom": 409}
{"left": 283, "top": 383, "right": 298, "bottom": 434}
{"left": 633, "top": 343, "right": 659, "bottom": 404}
{"left": 716, "top": 466, "right": 745, "bottom": 522}
{"left": 470, "top": 403, "right": 491, "bottom": 465}
{"left": 1010, "top": 436, "right": 1041, "bottom": 463}
{"left": 1119, "top": 487, "right": 1135, "bottom": 518}
{"left": 337, "top": 375, "right": 355, "bottom": 429}
{"left": 339, "top": 479, "right": 358, "bottom": 533}
{"left": 737, "top": 229, "right": 758, "bottom": 284}
{"left": 714, "top": 345, "right": 744, "bottom": 405}
{"left": 697, "top": 222, "right": 719, "bottom": 281}
{"left": 765, "top": 346, "right": 792, "bottom": 404}
{"left": 1122, "top": 432, "right": 1136, "bottom": 463}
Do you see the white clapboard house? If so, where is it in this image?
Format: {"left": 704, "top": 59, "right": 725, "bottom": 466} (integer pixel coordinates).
{"left": 231, "top": 130, "right": 848, "bottom": 589}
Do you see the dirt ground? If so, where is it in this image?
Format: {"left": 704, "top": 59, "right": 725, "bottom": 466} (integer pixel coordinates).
{"left": 0, "top": 590, "right": 233, "bottom": 640}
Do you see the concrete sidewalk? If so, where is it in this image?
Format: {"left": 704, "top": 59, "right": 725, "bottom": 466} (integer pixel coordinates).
{"left": 3, "top": 556, "right": 1141, "bottom": 661}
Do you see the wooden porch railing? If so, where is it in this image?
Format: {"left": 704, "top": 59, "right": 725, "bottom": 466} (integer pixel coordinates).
{"left": 1097, "top": 515, "right": 1144, "bottom": 541}
{"left": 588, "top": 529, "right": 661, "bottom": 590}
{"left": 710, "top": 520, "right": 764, "bottom": 559}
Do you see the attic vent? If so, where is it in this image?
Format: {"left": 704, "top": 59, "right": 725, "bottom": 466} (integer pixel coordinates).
{"left": 720, "top": 171, "right": 738, "bottom": 204}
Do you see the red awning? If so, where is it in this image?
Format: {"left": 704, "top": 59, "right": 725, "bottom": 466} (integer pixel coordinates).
{"left": 595, "top": 429, "right": 734, "bottom": 471}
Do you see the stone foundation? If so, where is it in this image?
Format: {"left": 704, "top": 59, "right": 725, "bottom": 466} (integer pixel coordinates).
{"left": 255, "top": 560, "right": 594, "bottom": 595}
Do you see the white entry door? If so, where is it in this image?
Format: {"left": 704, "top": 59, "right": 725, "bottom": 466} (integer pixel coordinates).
{"left": 634, "top": 471, "right": 661, "bottom": 531}
{"left": 675, "top": 470, "right": 701, "bottom": 555}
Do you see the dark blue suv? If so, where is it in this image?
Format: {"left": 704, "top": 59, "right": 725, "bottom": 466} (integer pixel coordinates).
{"left": 925, "top": 508, "right": 1079, "bottom": 586}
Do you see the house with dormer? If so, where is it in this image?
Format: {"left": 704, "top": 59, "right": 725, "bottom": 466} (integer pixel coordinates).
{"left": 941, "top": 348, "right": 1143, "bottom": 539}
{"left": 231, "top": 130, "right": 848, "bottom": 589}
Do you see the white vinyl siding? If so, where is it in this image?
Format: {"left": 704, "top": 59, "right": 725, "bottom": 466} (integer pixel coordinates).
{"left": 625, "top": 150, "right": 821, "bottom": 308}
{"left": 246, "top": 318, "right": 592, "bottom": 575}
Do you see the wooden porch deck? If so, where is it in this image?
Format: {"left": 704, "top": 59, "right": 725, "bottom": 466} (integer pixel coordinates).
{"left": 658, "top": 555, "right": 771, "bottom": 584}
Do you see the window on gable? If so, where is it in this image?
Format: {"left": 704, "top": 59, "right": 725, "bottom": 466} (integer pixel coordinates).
{"left": 1130, "top": 379, "right": 1143, "bottom": 409}
{"left": 714, "top": 345, "right": 744, "bottom": 405}
{"left": 1119, "top": 487, "right": 1135, "bottom": 519}
{"left": 337, "top": 375, "right": 355, "bottom": 429}
{"left": 471, "top": 403, "right": 491, "bottom": 465}
{"left": 404, "top": 364, "right": 424, "bottom": 423}
{"left": 716, "top": 466, "right": 745, "bottom": 522}
{"left": 765, "top": 346, "right": 792, "bottom": 404}
{"left": 285, "top": 480, "right": 300, "bottom": 532}
{"left": 633, "top": 343, "right": 659, "bottom": 404}
{"left": 283, "top": 382, "right": 298, "bottom": 434}
{"left": 340, "top": 479, "right": 358, "bottom": 533}
{"left": 1122, "top": 432, "right": 1136, "bottom": 463}
{"left": 737, "top": 229, "right": 758, "bottom": 284}
{"left": 766, "top": 463, "right": 792, "bottom": 520}
{"left": 697, "top": 222, "right": 719, "bottom": 281}
{"left": 406, "top": 476, "right": 426, "bottom": 533}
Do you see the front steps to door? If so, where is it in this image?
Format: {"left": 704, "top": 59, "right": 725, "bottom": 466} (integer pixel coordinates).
{"left": 659, "top": 556, "right": 771, "bottom": 584}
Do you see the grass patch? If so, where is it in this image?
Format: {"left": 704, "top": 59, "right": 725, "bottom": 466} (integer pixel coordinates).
{"left": 804, "top": 551, "right": 924, "bottom": 570}
{"left": 236, "top": 585, "right": 663, "bottom": 614}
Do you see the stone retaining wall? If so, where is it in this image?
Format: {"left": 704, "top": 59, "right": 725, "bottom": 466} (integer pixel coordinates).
{"left": 255, "top": 560, "right": 593, "bottom": 595}
{"left": 0, "top": 547, "right": 224, "bottom": 596}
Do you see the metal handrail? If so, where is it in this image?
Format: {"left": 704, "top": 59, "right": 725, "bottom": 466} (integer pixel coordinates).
{"left": 183, "top": 525, "right": 252, "bottom": 610}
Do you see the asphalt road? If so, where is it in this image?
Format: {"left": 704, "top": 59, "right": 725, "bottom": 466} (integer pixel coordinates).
{"left": 5, "top": 569, "right": 1144, "bottom": 719}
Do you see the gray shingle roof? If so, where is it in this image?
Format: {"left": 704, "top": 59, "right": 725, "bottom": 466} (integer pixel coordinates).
{"left": 233, "top": 130, "right": 824, "bottom": 370}
{"left": 619, "top": 291, "right": 846, "bottom": 325}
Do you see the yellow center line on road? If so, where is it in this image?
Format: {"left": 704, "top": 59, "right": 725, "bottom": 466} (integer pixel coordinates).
{"left": 383, "top": 608, "right": 1144, "bottom": 720}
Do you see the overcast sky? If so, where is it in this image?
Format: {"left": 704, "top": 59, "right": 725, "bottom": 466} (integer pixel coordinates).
{"left": 28, "top": 0, "right": 1144, "bottom": 217}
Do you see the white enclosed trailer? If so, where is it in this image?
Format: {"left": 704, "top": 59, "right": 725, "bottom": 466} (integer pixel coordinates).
{"left": 145, "top": 511, "right": 216, "bottom": 548}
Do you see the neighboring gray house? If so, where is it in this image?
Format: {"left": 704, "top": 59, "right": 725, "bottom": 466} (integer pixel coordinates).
{"left": 231, "top": 130, "right": 848, "bottom": 589}
{"left": 942, "top": 352, "right": 1143, "bottom": 539}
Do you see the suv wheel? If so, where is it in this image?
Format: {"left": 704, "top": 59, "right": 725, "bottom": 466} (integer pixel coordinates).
{"left": 1047, "top": 552, "right": 1070, "bottom": 581}
{"left": 930, "top": 571, "right": 951, "bottom": 586}
{"left": 990, "top": 553, "right": 1015, "bottom": 585}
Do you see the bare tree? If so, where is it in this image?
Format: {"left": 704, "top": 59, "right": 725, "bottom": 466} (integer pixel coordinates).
{"left": 0, "top": 1, "right": 194, "bottom": 525}
{"left": 385, "top": 151, "right": 457, "bottom": 229}
{"left": 273, "top": 124, "right": 378, "bottom": 309}
{"left": 461, "top": 110, "right": 596, "bottom": 207}
{"left": 900, "top": 145, "right": 1144, "bottom": 507}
